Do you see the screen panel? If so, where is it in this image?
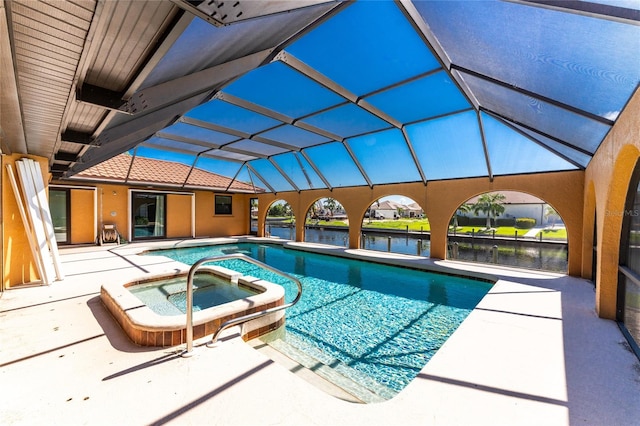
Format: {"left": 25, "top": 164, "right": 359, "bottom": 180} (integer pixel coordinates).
{"left": 191, "top": 155, "right": 244, "bottom": 181}
{"left": 225, "top": 139, "right": 290, "bottom": 156}
{"left": 231, "top": 164, "right": 270, "bottom": 192}
{"left": 143, "top": 137, "right": 210, "bottom": 154}
{"left": 287, "top": 1, "right": 441, "bottom": 96}
{"left": 460, "top": 71, "right": 611, "bottom": 153}
{"left": 259, "top": 125, "right": 332, "bottom": 149}
{"left": 406, "top": 111, "right": 489, "bottom": 181}
{"left": 248, "top": 158, "right": 296, "bottom": 192}
{"left": 346, "top": 129, "right": 421, "bottom": 184}
{"left": 185, "top": 99, "right": 282, "bottom": 134}
{"left": 272, "top": 152, "right": 327, "bottom": 190}
{"left": 365, "top": 71, "right": 472, "bottom": 124}
{"left": 304, "top": 142, "right": 368, "bottom": 187}
{"left": 481, "top": 113, "right": 579, "bottom": 175}
{"left": 300, "top": 103, "right": 392, "bottom": 139}
{"left": 162, "top": 122, "right": 239, "bottom": 145}
{"left": 223, "top": 61, "right": 346, "bottom": 118}
{"left": 415, "top": 0, "right": 640, "bottom": 120}
{"left": 507, "top": 121, "right": 593, "bottom": 168}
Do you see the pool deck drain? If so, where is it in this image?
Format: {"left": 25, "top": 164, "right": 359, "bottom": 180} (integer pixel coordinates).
{"left": 1, "top": 237, "right": 639, "bottom": 426}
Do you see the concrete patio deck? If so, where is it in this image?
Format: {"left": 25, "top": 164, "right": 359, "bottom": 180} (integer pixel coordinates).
{"left": 1, "top": 238, "right": 639, "bottom": 425}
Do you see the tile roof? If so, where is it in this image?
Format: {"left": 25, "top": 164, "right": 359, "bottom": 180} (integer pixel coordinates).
{"left": 72, "top": 154, "right": 262, "bottom": 192}
{"left": 374, "top": 200, "right": 424, "bottom": 211}
{"left": 374, "top": 200, "right": 402, "bottom": 210}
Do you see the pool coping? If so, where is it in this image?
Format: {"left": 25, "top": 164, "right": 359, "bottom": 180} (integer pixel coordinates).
{"left": 119, "top": 236, "right": 500, "bottom": 284}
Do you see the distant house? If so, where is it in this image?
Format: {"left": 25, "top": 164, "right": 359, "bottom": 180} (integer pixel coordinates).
{"left": 370, "top": 200, "right": 424, "bottom": 219}
{"left": 463, "top": 191, "right": 563, "bottom": 226}
{"left": 406, "top": 202, "right": 424, "bottom": 218}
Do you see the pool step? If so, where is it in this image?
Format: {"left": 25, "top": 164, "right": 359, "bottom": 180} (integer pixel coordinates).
{"left": 249, "top": 339, "right": 364, "bottom": 404}
{"left": 254, "top": 332, "right": 396, "bottom": 404}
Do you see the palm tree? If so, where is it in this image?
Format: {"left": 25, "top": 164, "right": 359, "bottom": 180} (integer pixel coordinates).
{"left": 283, "top": 202, "right": 292, "bottom": 217}
{"left": 452, "top": 203, "right": 472, "bottom": 229}
{"left": 323, "top": 197, "right": 338, "bottom": 217}
{"left": 472, "top": 192, "right": 506, "bottom": 229}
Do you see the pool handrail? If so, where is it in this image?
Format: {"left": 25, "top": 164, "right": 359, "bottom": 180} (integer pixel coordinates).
{"left": 183, "top": 253, "right": 302, "bottom": 356}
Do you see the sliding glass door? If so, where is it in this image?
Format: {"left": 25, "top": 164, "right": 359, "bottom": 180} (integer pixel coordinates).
{"left": 49, "top": 189, "right": 69, "bottom": 244}
{"left": 250, "top": 198, "right": 258, "bottom": 235}
{"left": 131, "top": 192, "right": 166, "bottom": 240}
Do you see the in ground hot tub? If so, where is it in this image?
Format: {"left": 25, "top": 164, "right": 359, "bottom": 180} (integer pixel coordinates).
{"left": 101, "top": 265, "right": 285, "bottom": 347}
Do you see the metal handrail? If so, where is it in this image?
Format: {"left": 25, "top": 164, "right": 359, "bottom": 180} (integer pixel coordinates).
{"left": 182, "top": 253, "right": 302, "bottom": 356}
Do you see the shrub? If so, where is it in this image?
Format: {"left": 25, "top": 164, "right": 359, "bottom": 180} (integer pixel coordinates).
{"left": 496, "top": 218, "right": 516, "bottom": 227}
{"left": 515, "top": 217, "right": 536, "bottom": 229}
{"left": 454, "top": 216, "right": 515, "bottom": 227}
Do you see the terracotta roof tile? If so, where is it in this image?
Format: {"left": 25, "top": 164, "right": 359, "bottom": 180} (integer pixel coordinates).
{"left": 74, "top": 154, "right": 262, "bottom": 192}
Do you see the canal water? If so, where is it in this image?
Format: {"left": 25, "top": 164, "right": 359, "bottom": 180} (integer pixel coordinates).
{"left": 267, "top": 226, "right": 568, "bottom": 273}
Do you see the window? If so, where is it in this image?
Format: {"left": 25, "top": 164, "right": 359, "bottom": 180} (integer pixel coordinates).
{"left": 215, "top": 195, "right": 232, "bottom": 215}
{"left": 49, "top": 189, "right": 70, "bottom": 244}
{"left": 250, "top": 198, "right": 258, "bottom": 234}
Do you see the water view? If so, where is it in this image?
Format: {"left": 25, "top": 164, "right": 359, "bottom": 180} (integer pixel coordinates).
{"left": 268, "top": 226, "right": 568, "bottom": 273}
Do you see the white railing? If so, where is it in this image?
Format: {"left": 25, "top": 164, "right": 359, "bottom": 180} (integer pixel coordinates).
{"left": 182, "top": 253, "right": 302, "bottom": 356}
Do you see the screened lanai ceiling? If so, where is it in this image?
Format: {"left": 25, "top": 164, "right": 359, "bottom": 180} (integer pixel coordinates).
{"left": 28, "top": 0, "right": 640, "bottom": 193}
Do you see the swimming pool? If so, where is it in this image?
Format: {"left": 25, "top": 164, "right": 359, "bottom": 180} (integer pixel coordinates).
{"left": 147, "top": 242, "right": 492, "bottom": 401}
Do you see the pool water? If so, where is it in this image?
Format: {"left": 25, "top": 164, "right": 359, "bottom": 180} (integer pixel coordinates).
{"left": 147, "top": 243, "right": 491, "bottom": 399}
{"left": 130, "top": 274, "right": 258, "bottom": 316}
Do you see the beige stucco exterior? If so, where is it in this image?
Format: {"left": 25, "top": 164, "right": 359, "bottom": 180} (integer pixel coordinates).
{"left": 0, "top": 172, "right": 255, "bottom": 288}
{"left": 69, "top": 188, "right": 96, "bottom": 244}
{"left": 255, "top": 170, "right": 584, "bottom": 275}
{"left": 584, "top": 87, "right": 640, "bottom": 319}
{"left": 58, "top": 185, "right": 251, "bottom": 244}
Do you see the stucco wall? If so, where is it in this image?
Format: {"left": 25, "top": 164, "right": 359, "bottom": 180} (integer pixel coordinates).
{"left": 60, "top": 185, "right": 250, "bottom": 242}
{"left": 70, "top": 188, "right": 96, "bottom": 244}
{"left": 167, "top": 193, "right": 193, "bottom": 238}
{"left": 99, "top": 185, "right": 130, "bottom": 239}
{"left": 256, "top": 169, "right": 584, "bottom": 275}
{"left": 194, "top": 191, "right": 249, "bottom": 238}
{"left": 584, "top": 87, "right": 640, "bottom": 319}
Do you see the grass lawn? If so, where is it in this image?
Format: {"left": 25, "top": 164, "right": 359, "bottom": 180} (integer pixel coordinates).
{"left": 301, "top": 218, "right": 567, "bottom": 241}
{"left": 306, "top": 219, "right": 348, "bottom": 227}
{"left": 451, "top": 226, "right": 527, "bottom": 237}
{"left": 450, "top": 226, "right": 567, "bottom": 241}
{"left": 537, "top": 228, "right": 568, "bottom": 240}
{"left": 362, "top": 219, "right": 430, "bottom": 232}
{"left": 305, "top": 218, "right": 432, "bottom": 231}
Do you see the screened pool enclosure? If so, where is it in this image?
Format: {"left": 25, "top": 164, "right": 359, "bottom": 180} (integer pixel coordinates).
{"left": 63, "top": 0, "right": 640, "bottom": 192}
